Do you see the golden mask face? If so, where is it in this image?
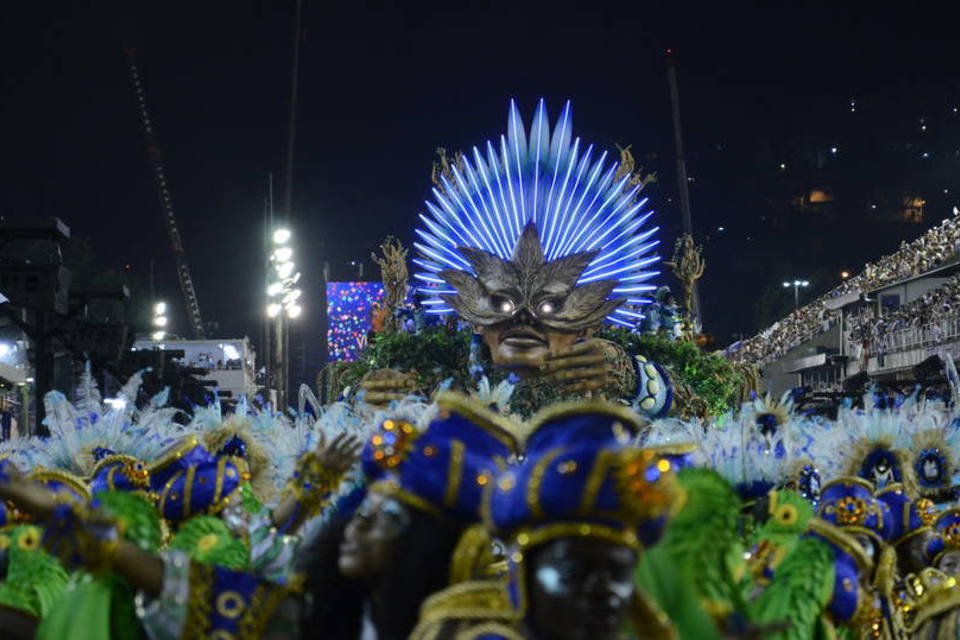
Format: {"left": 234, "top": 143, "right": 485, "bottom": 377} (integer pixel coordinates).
{"left": 440, "top": 224, "right": 623, "bottom": 333}
{"left": 441, "top": 224, "right": 621, "bottom": 370}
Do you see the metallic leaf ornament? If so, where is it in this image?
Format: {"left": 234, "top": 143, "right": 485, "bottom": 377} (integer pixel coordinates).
{"left": 440, "top": 222, "right": 622, "bottom": 330}
{"left": 414, "top": 99, "right": 660, "bottom": 328}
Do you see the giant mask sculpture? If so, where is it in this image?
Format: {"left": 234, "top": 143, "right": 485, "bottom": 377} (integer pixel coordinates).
{"left": 415, "top": 100, "right": 664, "bottom": 386}
{"left": 362, "top": 100, "right": 672, "bottom": 413}
{"left": 440, "top": 222, "right": 620, "bottom": 370}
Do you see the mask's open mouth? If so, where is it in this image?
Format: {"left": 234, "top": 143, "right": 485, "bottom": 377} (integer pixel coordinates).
{"left": 500, "top": 325, "right": 548, "bottom": 348}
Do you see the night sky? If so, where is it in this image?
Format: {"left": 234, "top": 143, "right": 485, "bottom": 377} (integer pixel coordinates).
{"left": 3, "top": 1, "right": 960, "bottom": 359}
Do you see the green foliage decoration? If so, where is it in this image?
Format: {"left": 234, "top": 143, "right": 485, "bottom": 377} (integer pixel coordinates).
{"left": 598, "top": 328, "right": 749, "bottom": 417}
{"left": 329, "top": 326, "right": 749, "bottom": 418}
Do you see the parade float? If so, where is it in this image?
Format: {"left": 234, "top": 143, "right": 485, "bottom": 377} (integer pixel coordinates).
{"left": 4, "top": 100, "right": 960, "bottom": 639}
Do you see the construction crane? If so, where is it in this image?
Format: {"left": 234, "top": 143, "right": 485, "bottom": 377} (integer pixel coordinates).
{"left": 124, "top": 48, "right": 207, "bottom": 339}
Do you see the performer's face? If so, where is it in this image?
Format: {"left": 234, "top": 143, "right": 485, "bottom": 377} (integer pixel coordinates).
{"left": 898, "top": 529, "right": 935, "bottom": 575}
{"left": 939, "top": 550, "right": 960, "bottom": 576}
{"left": 338, "top": 492, "right": 410, "bottom": 582}
{"left": 480, "top": 317, "right": 580, "bottom": 371}
{"left": 526, "top": 537, "right": 637, "bottom": 640}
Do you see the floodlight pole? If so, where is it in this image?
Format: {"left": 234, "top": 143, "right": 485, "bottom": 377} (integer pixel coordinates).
{"left": 276, "top": 0, "right": 304, "bottom": 411}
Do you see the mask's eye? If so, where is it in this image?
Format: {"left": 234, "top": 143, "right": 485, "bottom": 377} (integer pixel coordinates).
{"left": 491, "top": 295, "right": 516, "bottom": 315}
{"left": 537, "top": 299, "right": 558, "bottom": 316}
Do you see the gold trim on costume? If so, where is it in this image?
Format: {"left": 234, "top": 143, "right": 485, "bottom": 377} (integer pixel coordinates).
{"left": 514, "top": 522, "right": 640, "bottom": 551}
{"left": 645, "top": 442, "right": 697, "bottom": 457}
{"left": 580, "top": 449, "right": 616, "bottom": 513}
{"left": 897, "top": 568, "right": 960, "bottom": 633}
{"left": 527, "top": 448, "right": 562, "bottom": 519}
{"left": 27, "top": 467, "right": 92, "bottom": 503}
{"left": 434, "top": 392, "right": 522, "bottom": 451}
{"left": 369, "top": 478, "right": 442, "bottom": 517}
{"left": 526, "top": 399, "right": 651, "bottom": 442}
{"left": 183, "top": 465, "right": 197, "bottom": 519}
{"left": 807, "top": 518, "right": 874, "bottom": 574}
{"left": 445, "top": 440, "right": 466, "bottom": 509}
{"left": 216, "top": 590, "right": 246, "bottom": 619}
{"left": 148, "top": 436, "right": 201, "bottom": 476}
{"left": 159, "top": 470, "right": 184, "bottom": 518}
{"left": 454, "top": 621, "right": 527, "bottom": 640}
{"left": 213, "top": 457, "right": 228, "bottom": 505}
{"left": 183, "top": 562, "right": 214, "bottom": 639}
{"left": 630, "top": 589, "right": 679, "bottom": 640}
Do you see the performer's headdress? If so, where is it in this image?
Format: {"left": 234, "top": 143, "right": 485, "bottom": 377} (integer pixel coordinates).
{"left": 816, "top": 477, "right": 893, "bottom": 548}
{"left": 875, "top": 484, "right": 936, "bottom": 548}
{"left": 809, "top": 479, "right": 894, "bottom": 627}
{"left": 806, "top": 405, "right": 915, "bottom": 494}
{"left": 484, "top": 403, "right": 683, "bottom": 616}
{"left": 361, "top": 392, "right": 520, "bottom": 522}
{"left": 927, "top": 507, "right": 960, "bottom": 564}
{"left": 414, "top": 99, "right": 659, "bottom": 328}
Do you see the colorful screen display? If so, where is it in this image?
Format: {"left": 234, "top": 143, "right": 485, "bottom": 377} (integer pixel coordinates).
{"left": 326, "top": 281, "right": 384, "bottom": 362}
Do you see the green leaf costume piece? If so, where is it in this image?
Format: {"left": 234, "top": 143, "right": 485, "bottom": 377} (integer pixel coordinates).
{"left": 170, "top": 515, "right": 249, "bottom": 570}
{"left": 0, "top": 525, "right": 70, "bottom": 618}
{"left": 748, "top": 536, "right": 837, "bottom": 640}
{"left": 636, "top": 468, "right": 744, "bottom": 639}
{"left": 37, "top": 491, "right": 161, "bottom": 640}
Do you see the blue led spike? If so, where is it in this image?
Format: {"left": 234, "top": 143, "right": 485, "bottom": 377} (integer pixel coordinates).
{"left": 500, "top": 135, "right": 523, "bottom": 238}
{"left": 414, "top": 273, "right": 446, "bottom": 284}
{"left": 414, "top": 243, "right": 469, "bottom": 271}
{"left": 543, "top": 137, "right": 581, "bottom": 258}
{"left": 462, "top": 156, "right": 509, "bottom": 257}
{"left": 613, "top": 284, "right": 658, "bottom": 294}
{"left": 546, "top": 142, "right": 593, "bottom": 259}
{"left": 432, "top": 188, "right": 486, "bottom": 252}
{"left": 412, "top": 258, "right": 442, "bottom": 273}
{"left": 583, "top": 240, "right": 660, "bottom": 279}
{"left": 445, "top": 170, "right": 499, "bottom": 255}
{"left": 555, "top": 159, "right": 615, "bottom": 257}
{"left": 529, "top": 98, "right": 549, "bottom": 222}
{"left": 608, "top": 315, "right": 635, "bottom": 328}
{"left": 560, "top": 173, "right": 634, "bottom": 256}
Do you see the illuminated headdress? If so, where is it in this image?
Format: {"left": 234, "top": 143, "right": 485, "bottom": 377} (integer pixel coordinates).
{"left": 414, "top": 99, "right": 660, "bottom": 328}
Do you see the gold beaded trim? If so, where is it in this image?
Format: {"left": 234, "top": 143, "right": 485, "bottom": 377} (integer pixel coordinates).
{"left": 368, "top": 478, "right": 442, "bottom": 517}
{"left": 434, "top": 392, "right": 522, "bottom": 451}
{"left": 26, "top": 467, "right": 91, "bottom": 503}
{"left": 526, "top": 399, "right": 651, "bottom": 442}
{"left": 513, "top": 522, "right": 640, "bottom": 551}
{"left": 444, "top": 439, "right": 466, "bottom": 509}
{"left": 148, "top": 436, "right": 201, "bottom": 476}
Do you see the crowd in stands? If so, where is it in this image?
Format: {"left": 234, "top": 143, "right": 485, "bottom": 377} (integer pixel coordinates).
{"left": 847, "top": 273, "right": 960, "bottom": 358}
{"left": 729, "top": 214, "right": 960, "bottom": 366}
